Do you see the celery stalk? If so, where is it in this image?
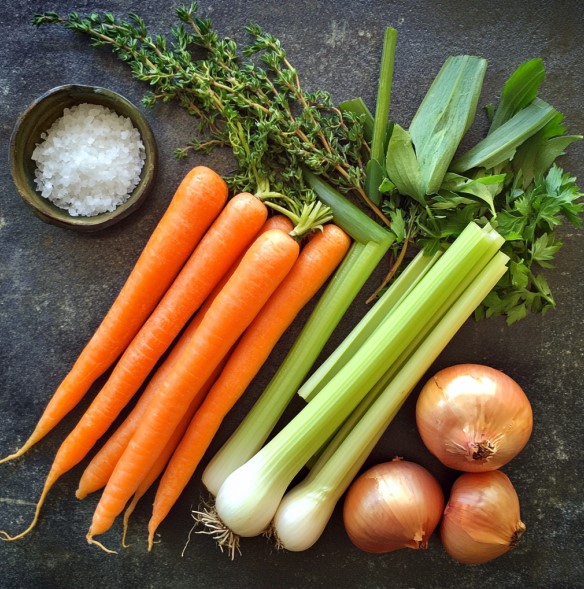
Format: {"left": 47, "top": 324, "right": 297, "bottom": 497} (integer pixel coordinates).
{"left": 273, "top": 251, "right": 510, "bottom": 551}
{"left": 213, "top": 223, "right": 505, "bottom": 537}
{"left": 298, "top": 248, "right": 443, "bottom": 402}
{"left": 308, "top": 246, "right": 510, "bottom": 473}
{"left": 201, "top": 179, "right": 394, "bottom": 495}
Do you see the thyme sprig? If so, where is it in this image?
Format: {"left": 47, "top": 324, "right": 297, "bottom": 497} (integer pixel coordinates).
{"left": 34, "top": 4, "right": 387, "bottom": 225}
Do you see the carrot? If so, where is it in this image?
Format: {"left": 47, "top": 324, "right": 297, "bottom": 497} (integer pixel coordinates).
{"left": 0, "top": 192, "right": 267, "bottom": 542}
{"left": 75, "top": 311, "right": 204, "bottom": 500}
{"left": 76, "top": 214, "right": 292, "bottom": 500}
{"left": 121, "top": 358, "right": 227, "bottom": 548}
{"left": 147, "top": 223, "right": 351, "bottom": 545}
{"left": 0, "top": 166, "right": 228, "bottom": 464}
{"left": 86, "top": 228, "right": 300, "bottom": 551}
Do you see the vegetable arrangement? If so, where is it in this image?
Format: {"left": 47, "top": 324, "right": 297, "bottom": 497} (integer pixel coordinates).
{"left": 1, "top": 165, "right": 347, "bottom": 552}
{"left": 1, "top": 1, "right": 582, "bottom": 567}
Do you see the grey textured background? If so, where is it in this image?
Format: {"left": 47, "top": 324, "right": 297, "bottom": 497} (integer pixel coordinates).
{"left": 1, "top": 1, "right": 583, "bottom": 588}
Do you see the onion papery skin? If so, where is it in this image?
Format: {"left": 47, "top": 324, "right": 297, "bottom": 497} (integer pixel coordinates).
{"left": 343, "top": 459, "right": 444, "bottom": 554}
{"left": 415, "top": 364, "right": 533, "bottom": 472}
{"left": 440, "top": 470, "right": 526, "bottom": 564}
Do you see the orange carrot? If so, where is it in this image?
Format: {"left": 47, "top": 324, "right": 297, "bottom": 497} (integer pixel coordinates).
{"left": 0, "top": 192, "right": 267, "bottom": 542}
{"left": 86, "top": 228, "right": 300, "bottom": 551}
{"left": 76, "top": 214, "right": 292, "bottom": 500}
{"left": 147, "top": 224, "right": 351, "bottom": 544}
{"left": 75, "top": 312, "right": 204, "bottom": 500}
{"left": 121, "top": 359, "right": 226, "bottom": 548}
{"left": 0, "top": 166, "right": 228, "bottom": 463}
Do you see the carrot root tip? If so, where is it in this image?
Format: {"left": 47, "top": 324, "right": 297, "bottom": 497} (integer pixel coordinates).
{"left": 0, "top": 447, "right": 27, "bottom": 464}
{"left": 86, "top": 532, "right": 118, "bottom": 555}
{"left": 0, "top": 519, "right": 38, "bottom": 542}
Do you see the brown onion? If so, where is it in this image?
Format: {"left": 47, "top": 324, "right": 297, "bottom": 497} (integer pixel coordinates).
{"left": 415, "top": 364, "right": 533, "bottom": 471}
{"left": 441, "top": 470, "right": 526, "bottom": 564}
{"left": 343, "top": 458, "right": 444, "bottom": 554}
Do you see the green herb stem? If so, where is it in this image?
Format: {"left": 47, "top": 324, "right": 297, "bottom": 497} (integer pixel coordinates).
{"left": 367, "top": 27, "right": 398, "bottom": 205}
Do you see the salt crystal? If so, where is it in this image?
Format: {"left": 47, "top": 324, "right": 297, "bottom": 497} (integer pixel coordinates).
{"left": 32, "top": 103, "right": 146, "bottom": 217}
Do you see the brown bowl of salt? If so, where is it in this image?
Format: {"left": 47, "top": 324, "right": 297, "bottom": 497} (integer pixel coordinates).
{"left": 10, "top": 84, "right": 157, "bottom": 231}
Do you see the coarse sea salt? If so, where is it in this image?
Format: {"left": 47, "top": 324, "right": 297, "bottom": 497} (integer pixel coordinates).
{"left": 32, "top": 103, "right": 146, "bottom": 217}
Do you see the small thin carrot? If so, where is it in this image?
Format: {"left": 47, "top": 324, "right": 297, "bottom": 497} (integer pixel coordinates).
{"left": 86, "top": 228, "right": 300, "bottom": 550}
{"left": 0, "top": 192, "right": 267, "bottom": 542}
{"left": 76, "top": 214, "right": 292, "bottom": 500}
{"left": 0, "top": 166, "right": 228, "bottom": 463}
{"left": 147, "top": 224, "right": 351, "bottom": 544}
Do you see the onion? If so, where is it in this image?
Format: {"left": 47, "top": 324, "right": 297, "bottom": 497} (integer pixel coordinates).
{"left": 343, "top": 458, "right": 444, "bottom": 553}
{"left": 441, "top": 470, "right": 526, "bottom": 564}
{"left": 415, "top": 364, "right": 533, "bottom": 471}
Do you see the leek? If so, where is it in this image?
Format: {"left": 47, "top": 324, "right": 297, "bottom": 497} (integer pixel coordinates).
{"left": 273, "top": 251, "right": 510, "bottom": 551}
{"left": 386, "top": 55, "right": 487, "bottom": 201}
{"left": 339, "top": 98, "right": 374, "bottom": 141}
{"left": 450, "top": 97, "right": 558, "bottom": 173}
{"left": 211, "top": 222, "right": 504, "bottom": 537}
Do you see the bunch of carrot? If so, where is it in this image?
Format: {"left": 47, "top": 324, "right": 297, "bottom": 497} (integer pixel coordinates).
{"left": 0, "top": 165, "right": 351, "bottom": 552}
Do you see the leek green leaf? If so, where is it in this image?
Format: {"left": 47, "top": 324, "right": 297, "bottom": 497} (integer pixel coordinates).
{"left": 366, "top": 158, "right": 389, "bottom": 201}
{"left": 368, "top": 27, "right": 398, "bottom": 205}
{"left": 489, "top": 58, "right": 546, "bottom": 132}
{"left": 339, "top": 97, "right": 374, "bottom": 142}
{"left": 385, "top": 124, "right": 426, "bottom": 202}
{"left": 511, "top": 112, "right": 582, "bottom": 187}
{"left": 451, "top": 98, "right": 558, "bottom": 173}
{"left": 409, "top": 55, "right": 487, "bottom": 195}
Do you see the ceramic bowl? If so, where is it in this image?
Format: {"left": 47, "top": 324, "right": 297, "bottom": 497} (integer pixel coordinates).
{"left": 9, "top": 84, "right": 158, "bottom": 232}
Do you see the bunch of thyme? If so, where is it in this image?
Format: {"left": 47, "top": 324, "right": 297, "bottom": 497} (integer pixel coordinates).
{"left": 34, "top": 4, "right": 386, "bottom": 226}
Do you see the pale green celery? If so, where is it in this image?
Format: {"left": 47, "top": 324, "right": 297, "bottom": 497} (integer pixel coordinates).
{"left": 451, "top": 97, "right": 558, "bottom": 173}
{"left": 298, "top": 248, "right": 443, "bottom": 403}
{"left": 301, "top": 224, "right": 504, "bottom": 404}
{"left": 307, "top": 242, "right": 507, "bottom": 471}
{"left": 202, "top": 179, "right": 393, "bottom": 495}
{"left": 339, "top": 98, "right": 375, "bottom": 142}
{"left": 273, "top": 251, "right": 510, "bottom": 551}
{"left": 367, "top": 27, "right": 398, "bottom": 205}
{"left": 213, "top": 223, "right": 505, "bottom": 536}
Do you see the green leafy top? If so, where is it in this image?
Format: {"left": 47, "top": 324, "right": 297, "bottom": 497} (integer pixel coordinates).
{"left": 34, "top": 6, "right": 583, "bottom": 323}
{"left": 376, "top": 57, "right": 583, "bottom": 323}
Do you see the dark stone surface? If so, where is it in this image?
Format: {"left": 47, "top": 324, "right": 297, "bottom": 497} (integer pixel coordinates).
{"left": 1, "top": 1, "right": 582, "bottom": 588}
